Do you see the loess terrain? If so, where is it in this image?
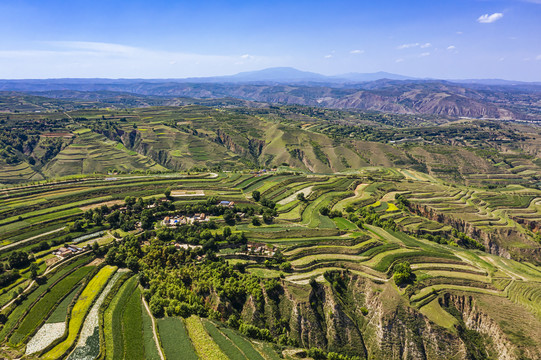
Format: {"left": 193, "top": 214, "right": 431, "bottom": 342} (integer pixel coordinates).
{"left": 0, "top": 93, "right": 540, "bottom": 360}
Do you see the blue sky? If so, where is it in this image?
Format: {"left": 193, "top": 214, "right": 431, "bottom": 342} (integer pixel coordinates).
{"left": 0, "top": 0, "right": 540, "bottom": 80}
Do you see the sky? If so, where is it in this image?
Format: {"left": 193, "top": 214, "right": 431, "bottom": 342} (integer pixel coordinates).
{"left": 0, "top": 0, "right": 540, "bottom": 81}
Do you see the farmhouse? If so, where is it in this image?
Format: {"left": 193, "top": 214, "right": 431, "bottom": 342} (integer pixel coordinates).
{"left": 245, "top": 243, "right": 276, "bottom": 257}
{"left": 175, "top": 243, "right": 203, "bottom": 251}
{"left": 163, "top": 213, "right": 209, "bottom": 226}
{"left": 54, "top": 247, "right": 72, "bottom": 259}
{"left": 53, "top": 245, "right": 83, "bottom": 259}
{"left": 218, "top": 200, "right": 234, "bottom": 207}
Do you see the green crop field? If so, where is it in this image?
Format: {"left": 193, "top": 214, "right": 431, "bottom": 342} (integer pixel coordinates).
{"left": 121, "top": 286, "right": 145, "bottom": 360}
{"left": 8, "top": 265, "right": 93, "bottom": 345}
{"left": 104, "top": 275, "right": 138, "bottom": 360}
{"left": 1, "top": 100, "right": 541, "bottom": 359}
{"left": 156, "top": 317, "right": 198, "bottom": 360}
{"left": 184, "top": 316, "right": 229, "bottom": 360}
{"left": 219, "top": 327, "right": 266, "bottom": 360}
{"left": 202, "top": 319, "right": 248, "bottom": 360}
{"left": 46, "top": 285, "right": 81, "bottom": 324}
{"left": 141, "top": 299, "right": 162, "bottom": 360}
{"left": 0, "top": 255, "right": 94, "bottom": 341}
{"left": 42, "top": 265, "right": 117, "bottom": 360}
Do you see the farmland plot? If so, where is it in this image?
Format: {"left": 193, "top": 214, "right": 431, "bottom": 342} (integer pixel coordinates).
{"left": 42, "top": 265, "right": 117, "bottom": 360}
{"left": 66, "top": 269, "right": 125, "bottom": 360}
{"left": 156, "top": 317, "right": 198, "bottom": 360}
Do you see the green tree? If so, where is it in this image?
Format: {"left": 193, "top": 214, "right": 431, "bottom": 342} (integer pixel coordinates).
{"left": 140, "top": 209, "right": 154, "bottom": 230}
{"left": 92, "top": 212, "right": 103, "bottom": 226}
{"left": 29, "top": 263, "right": 39, "bottom": 279}
{"left": 252, "top": 190, "right": 261, "bottom": 202}
{"left": 8, "top": 251, "right": 29, "bottom": 269}
{"left": 164, "top": 187, "right": 172, "bottom": 200}
{"left": 393, "top": 261, "right": 414, "bottom": 286}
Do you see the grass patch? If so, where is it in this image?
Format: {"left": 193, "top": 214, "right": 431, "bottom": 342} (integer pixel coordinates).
{"left": 419, "top": 299, "right": 458, "bottom": 330}
{"left": 333, "top": 217, "right": 358, "bottom": 230}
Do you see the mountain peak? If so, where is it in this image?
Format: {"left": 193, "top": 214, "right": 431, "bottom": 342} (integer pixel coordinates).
{"left": 225, "top": 67, "right": 329, "bottom": 82}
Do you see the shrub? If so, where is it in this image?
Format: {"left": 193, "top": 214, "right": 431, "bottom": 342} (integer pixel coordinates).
{"left": 279, "top": 262, "right": 292, "bottom": 272}
{"left": 360, "top": 307, "right": 368, "bottom": 316}
{"left": 393, "top": 261, "right": 414, "bottom": 286}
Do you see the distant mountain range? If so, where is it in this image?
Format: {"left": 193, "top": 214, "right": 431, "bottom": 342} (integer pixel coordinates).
{"left": 181, "top": 67, "right": 418, "bottom": 83}
{"left": 1, "top": 67, "right": 540, "bottom": 120}
{"left": 2, "top": 67, "right": 540, "bottom": 86}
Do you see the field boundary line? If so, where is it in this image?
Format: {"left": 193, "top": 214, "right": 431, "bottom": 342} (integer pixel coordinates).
{"left": 0, "top": 226, "right": 66, "bottom": 252}
{"left": 142, "top": 294, "right": 165, "bottom": 360}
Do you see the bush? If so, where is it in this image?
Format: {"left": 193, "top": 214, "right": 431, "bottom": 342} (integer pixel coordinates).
{"left": 319, "top": 207, "right": 330, "bottom": 216}
{"left": 393, "top": 261, "right": 414, "bottom": 286}
{"left": 239, "top": 323, "right": 272, "bottom": 341}
{"left": 360, "top": 307, "right": 368, "bottom": 316}
{"left": 279, "top": 262, "right": 292, "bottom": 272}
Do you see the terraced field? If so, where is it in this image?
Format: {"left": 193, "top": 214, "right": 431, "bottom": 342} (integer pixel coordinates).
{"left": 42, "top": 131, "right": 166, "bottom": 177}
{"left": 0, "top": 170, "right": 539, "bottom": 359}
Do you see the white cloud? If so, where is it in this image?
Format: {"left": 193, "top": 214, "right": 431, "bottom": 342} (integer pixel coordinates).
{"left": 477, "top": 13, "right": 503, "bottom": 24}
{"left": 420, "top": 52, "right": 430, "bottom": 57}
{"left": 536, "top": 54, "right": 541, "bottom": 60}
{"left": 395, "top": 58, "right": 404, "bottom": 63}
{"left": 397, "top": 43, "right": 420, "bottom": 49}
{"left": 350, "top": 49, "right": 364, "bottom": 54}
{"left": 420, "top": 43, "right": 432, "bottom": 48}
{"left": 45, "top": 41, "right": 137, "bottom": 54}
{"left": 447, "top": 45, "right": 456, "bottom": 50}
{"left": 456, "top": 31, "right": 463, "bottom": 35}
{"left": 0, "top": 41, "right": 281, "bottom": 78}
{"left": 324, "top": 54, "right": 333, "bottom": 58}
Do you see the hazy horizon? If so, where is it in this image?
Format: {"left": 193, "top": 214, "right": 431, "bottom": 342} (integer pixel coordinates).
{"left": 0, "top": 66, "right": 539, "bottom": 83}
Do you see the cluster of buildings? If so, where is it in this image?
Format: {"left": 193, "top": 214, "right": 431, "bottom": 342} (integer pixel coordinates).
{"left": 218, "top": 200, "right": 235, "bottom": 207}
{"left": 242, "top": 242, "right": 276, "bottom": 257}
{"left": 250, "top": 168, "right": 277, "bottom": 176}
{"left": 162, "top": 213, "right": 208, "bottom": 226}
{"left": 174, "top": 243, "right": 202, "bottom": 251}
{"left": 53, "top": 245, "right": 84, "bottom": 259}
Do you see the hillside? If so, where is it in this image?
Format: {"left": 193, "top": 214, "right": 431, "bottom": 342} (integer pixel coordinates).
{"left": 0, "top": 95, "right": 540, "bottom": 360}
{"left": 1, "top": 103, "right": 540, "bottom": 184}
{"left": 1, "top": 77, "right": 541, "bottom": 120}
{"left": 0, "top": 172, "right": 539, "bottom": 360}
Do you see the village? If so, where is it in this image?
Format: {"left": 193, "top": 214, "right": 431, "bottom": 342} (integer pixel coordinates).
{"left": 161, "top": 199, "right": 237, "bottom": 227}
